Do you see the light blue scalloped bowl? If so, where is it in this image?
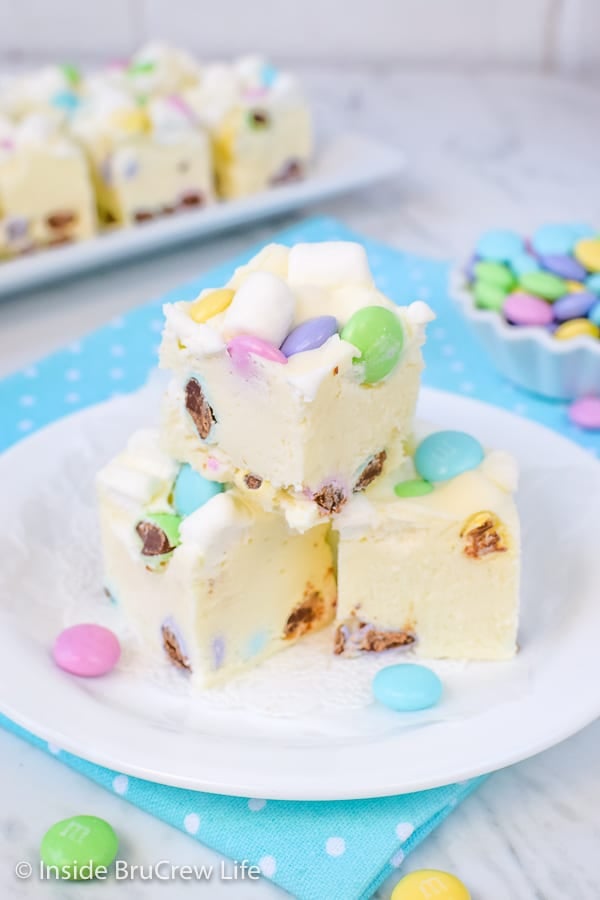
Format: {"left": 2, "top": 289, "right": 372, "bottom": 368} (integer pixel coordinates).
{"left": 451, "top": 268, "right": 600, "bottom": 400}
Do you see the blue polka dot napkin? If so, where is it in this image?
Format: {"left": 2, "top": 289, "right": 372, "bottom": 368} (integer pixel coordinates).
{"left": 1, "top": 215, "right": 598, "bottom": 900}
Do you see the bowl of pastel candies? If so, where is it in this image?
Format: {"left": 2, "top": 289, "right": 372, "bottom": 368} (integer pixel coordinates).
{"left": 452, "top": 223, "right": 600, "bottom": 399}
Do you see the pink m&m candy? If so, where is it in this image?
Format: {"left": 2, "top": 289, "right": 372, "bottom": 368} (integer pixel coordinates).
{"left": 568, "top": 396, "right": 600, "bottom": 431}
{"left": 503, "top": 292, "right": 553, "bottom": 326}
{"left": 53, "top": 624, "right": 121, "bottom": 677}
{"left": 227, "top": 334, "right": 287, "bottom": 376}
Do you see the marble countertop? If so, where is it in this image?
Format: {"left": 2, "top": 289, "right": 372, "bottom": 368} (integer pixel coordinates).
{"left": 1, "top": 66, "right": 599, "bottom": 899}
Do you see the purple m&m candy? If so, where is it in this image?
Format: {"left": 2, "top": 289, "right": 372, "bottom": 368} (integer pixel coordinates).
{"left": 503, "top": 292, "right": 553, "bottom": 326}
{"left": 227, "top": 334, "right": 287, "bottom": 375}
{"left": 539, "top": 254, "right": 587, "bottom": 281}
{"left": 553, "top": 292, "right": 596, "bottom": 323}
{"left": 568, "top": 396, "right": 600, "bottom": 430}
{"left": 280, "top": 316, "right": 338, "bottom": 357}
{"left": 53, "top": 624, "right": 121, "bottom": 677}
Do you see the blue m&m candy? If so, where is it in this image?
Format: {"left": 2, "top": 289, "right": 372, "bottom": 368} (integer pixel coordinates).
{"left": 476, "top": 229, "right": 523, "bottom": 263}
{"left": 414, "top": 430, "right": 484, "bottom": 482}
{"left": 373, "top": 664, "right": 442, "bottom": 712}
{"left": 173, "top": 463, "right": 223, "bottom": 517}
{"left": 532, "top": 222, "right": 594, "bottom": 257}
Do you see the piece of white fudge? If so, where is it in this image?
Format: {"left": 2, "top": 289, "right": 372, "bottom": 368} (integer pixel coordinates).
{"left": 97, "top": 429, "right": 336, "bottom": 688}
{"left": 0, "top": 113, "right": 96, "bottom": 258}
{"left": 334, "top": 425, "right": 520, "bottom": 660}
{"left": 159, "top": 241, "right": 433, "bottom": 524}
{"left": 72, "top": 88, "right": 214, "bottom": 227}
{"left": 184, "top": 56, "right": 312, "bottom": 198}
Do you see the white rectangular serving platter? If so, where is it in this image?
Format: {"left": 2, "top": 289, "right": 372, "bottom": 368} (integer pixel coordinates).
{"left": 0, "top": 132, "right": 405, "bottom": 297}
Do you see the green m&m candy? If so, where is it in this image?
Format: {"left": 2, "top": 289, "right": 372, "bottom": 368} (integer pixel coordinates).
{"left": 474, "top": 261, "right": 515, "bottom": 292}
{"left": 473, "top": 280, "right": 507, "bottom": 311}
{"left": 394, "top": 478, "right": 434, "bottom": 498}
{"left": 341, "top": 306, "right": 404, "bottom": 384}
{"left": 40, "top": 815, "right": 118, "bottom": 880}
{"left": 136, "top": 512, "right": 182, "bottom": 557}
{"left": 520, "top": 271, "right": 566, "bottom": 301}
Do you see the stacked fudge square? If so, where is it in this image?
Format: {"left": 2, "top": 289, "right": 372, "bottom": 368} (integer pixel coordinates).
{"left": 98, "top": 242, "right": 521, "bottom": 688}
{"left": 0, "top": 44, "right": 312, "bottom": 258}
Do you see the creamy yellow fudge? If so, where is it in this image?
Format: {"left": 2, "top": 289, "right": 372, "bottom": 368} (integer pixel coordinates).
{"left": 72, "top": 88, "right": 214, "bottom": 226}
{"left": 334, "top": 425, "right": 520, "bottom": 660}
{"left": 159, "top": 241, "right": 433, "bottom": 527}
{"left": 97, "top": 429, "right": 336, "bottom": 688}
{"left": 0, "top": 113, "right": 96, "bottom": 258}
{"left": 184, "top": 56, "right": 312, "bottom": 198}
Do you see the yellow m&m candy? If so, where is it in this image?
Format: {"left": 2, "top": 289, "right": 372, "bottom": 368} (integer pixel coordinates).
{"left": 574, "top": 238, "right": 600, "bottom": 273}
{"left": 565, "top": 280, "right": 585, "bottom": 293}
{"left": 391, "top": 869, "right": 470, "bottom": 900}
{"left": 554, "top": 318, "right": 600, "bottom": 341}
{"left": 190, "top": 288, "right": 235, "bottom": 323}
{"left": 109, "top": 108, "right": 151, "bottom": 135}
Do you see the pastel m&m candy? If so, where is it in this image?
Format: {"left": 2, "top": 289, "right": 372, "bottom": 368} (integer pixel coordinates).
{"left": 53, "top": 624, "right": 121, "bottom": 677}
{"left": 391, "top": 870, "right": 470, "bottom": 900}
{"left": 568, "top": 396, "right": 600, "bottom": 430}
{"left": 509, "top": 251, "right": 539, "bottom": 276}
{"left": 519, "top": 271, "right": 566, "bottom": 301}
{"left": 574, "top": 237, "right": 600, "bottom": 273}
{"left": 40, "top": 815, "right": 118, "bottom": 880}
{"left": 280, "top": 315, "right": 338, "bottom": 357}
{"left": 552, "top": 292, "right": 596, "bottom": 322}
{"left": 532, "top": 222, "right": 592, "bottom": 256}
{"left": 394, "top": 479, "right": 434, "bottom": 498}
{"left": 173, "top": 463, "right": 223, "bottom": 517}
{"left": 136, "top": 512, "right": 181, "bottom": 556}
{"left": 190, "top": 288, "right": 234, "bottom": 323}
{"left": 586, "top": 273, "right": 600, "bottom": 295}
{"left": 227, "top": 334, "right": 288, "bottom": 374}
{"left": 503, "top": 292, "right": 553, "bottom": 326}
{"left": 539, "top": 254, "right": 587, "bottom": 281}
{"left": 341, "top": 306, "right": 404, "bottom": 384}
{"left": 554, "top": 318, "right": 600, "bottom": 341}
{"left": 473, "top": 261, "right": 515, "bottom": 291}
{"left": 476, "top": 229, "right": 523, "bottom": 263}
{"left": 473, "top": 281, "right": 506, "bottom": 311}
{"left": 373, "top": 664, "right": 442, "bottom": 711}
{"left": 589, "top": 301, "right": 600, "bottom": 327}
{"left": 414, "top": 431, "right": 484, "bottom": 483}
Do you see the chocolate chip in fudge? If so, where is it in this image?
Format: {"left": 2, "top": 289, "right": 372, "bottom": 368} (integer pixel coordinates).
{"left": 353, "top": 450, "right": 387, "bottom": 493}
{"left": 161, "top": 205, "right": 176, "bottom": 216}
{"left": 283, "top": 585, "right": 326, "bottom": 640}
{"left": 179, "top": 190, "right": 204, "bottom": 208}
{"left": 249, "top": 110, "right": 270, "bottom": 129}
{"left": 47, "top": 234, "right": 73, "bottom": 247}
{"left": 161, "top": 622, "right": 191, "bottom": 672}
{"left": 334, "top": 620, "right": 416, "bottom": 655}
{"left": 46, "top": 210, "right": 78, "bottom": 229}
{"left": 134, "top": 209, "right": 154, "bottom": 223}
{"left": 244, "top": 473, "right": 263, "bottom": 490}
{"left": 313, "top": 483, "right": 347, "bottom": 515}
{"left": 461, "top": 512, "right": 507, "bottom": 559}
{"left": 136, "top": 520, "right": 175, "bottom": 556}
{"left": 271, "top": 159, "right": 304, "bottom": 185}
{"left": 185, "top": 378, "right": 216, "bottom": 439}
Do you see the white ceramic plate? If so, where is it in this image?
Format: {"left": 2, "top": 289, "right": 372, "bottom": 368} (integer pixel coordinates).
{"left": 0, "top": 387, "right": 599, "bottom": 800}
{"left": 0, "top": 133, "right": 403, "bottom": 297}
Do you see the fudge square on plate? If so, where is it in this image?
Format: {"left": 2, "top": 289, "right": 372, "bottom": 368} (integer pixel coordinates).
{"left": 159, "top": 241, "right": 434, "bottom": 521}
{"left": 334, "top": 425, "right": 521, "bottom": 660}
{"left": 97, "top": 429, "right": 336, "bottom": 688}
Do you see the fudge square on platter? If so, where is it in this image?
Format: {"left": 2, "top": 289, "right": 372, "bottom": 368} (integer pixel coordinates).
{"left": 184, "top": 56, "right": 312, "bottom": 198}
{"left": 159, "top": 241, "right": 434, "bottom": 521}
{"left": 0, "top": 113, "right": 96, "bottom": 258}
{"left": 97, "top": 430, "right": 336, "bottom": 688}
{"left": 72, "top": 89, "right": 214, "bottom": 228}
{"left": 334, "top": 426, "right": 521, "bottom": 660}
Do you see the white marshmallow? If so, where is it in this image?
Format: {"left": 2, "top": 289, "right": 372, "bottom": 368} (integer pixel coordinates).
{"left": 287, "top": 242, "right": 374, "bottom": 288}
{"left": 223, "top": 271, "right": 296, "bottom": 346}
